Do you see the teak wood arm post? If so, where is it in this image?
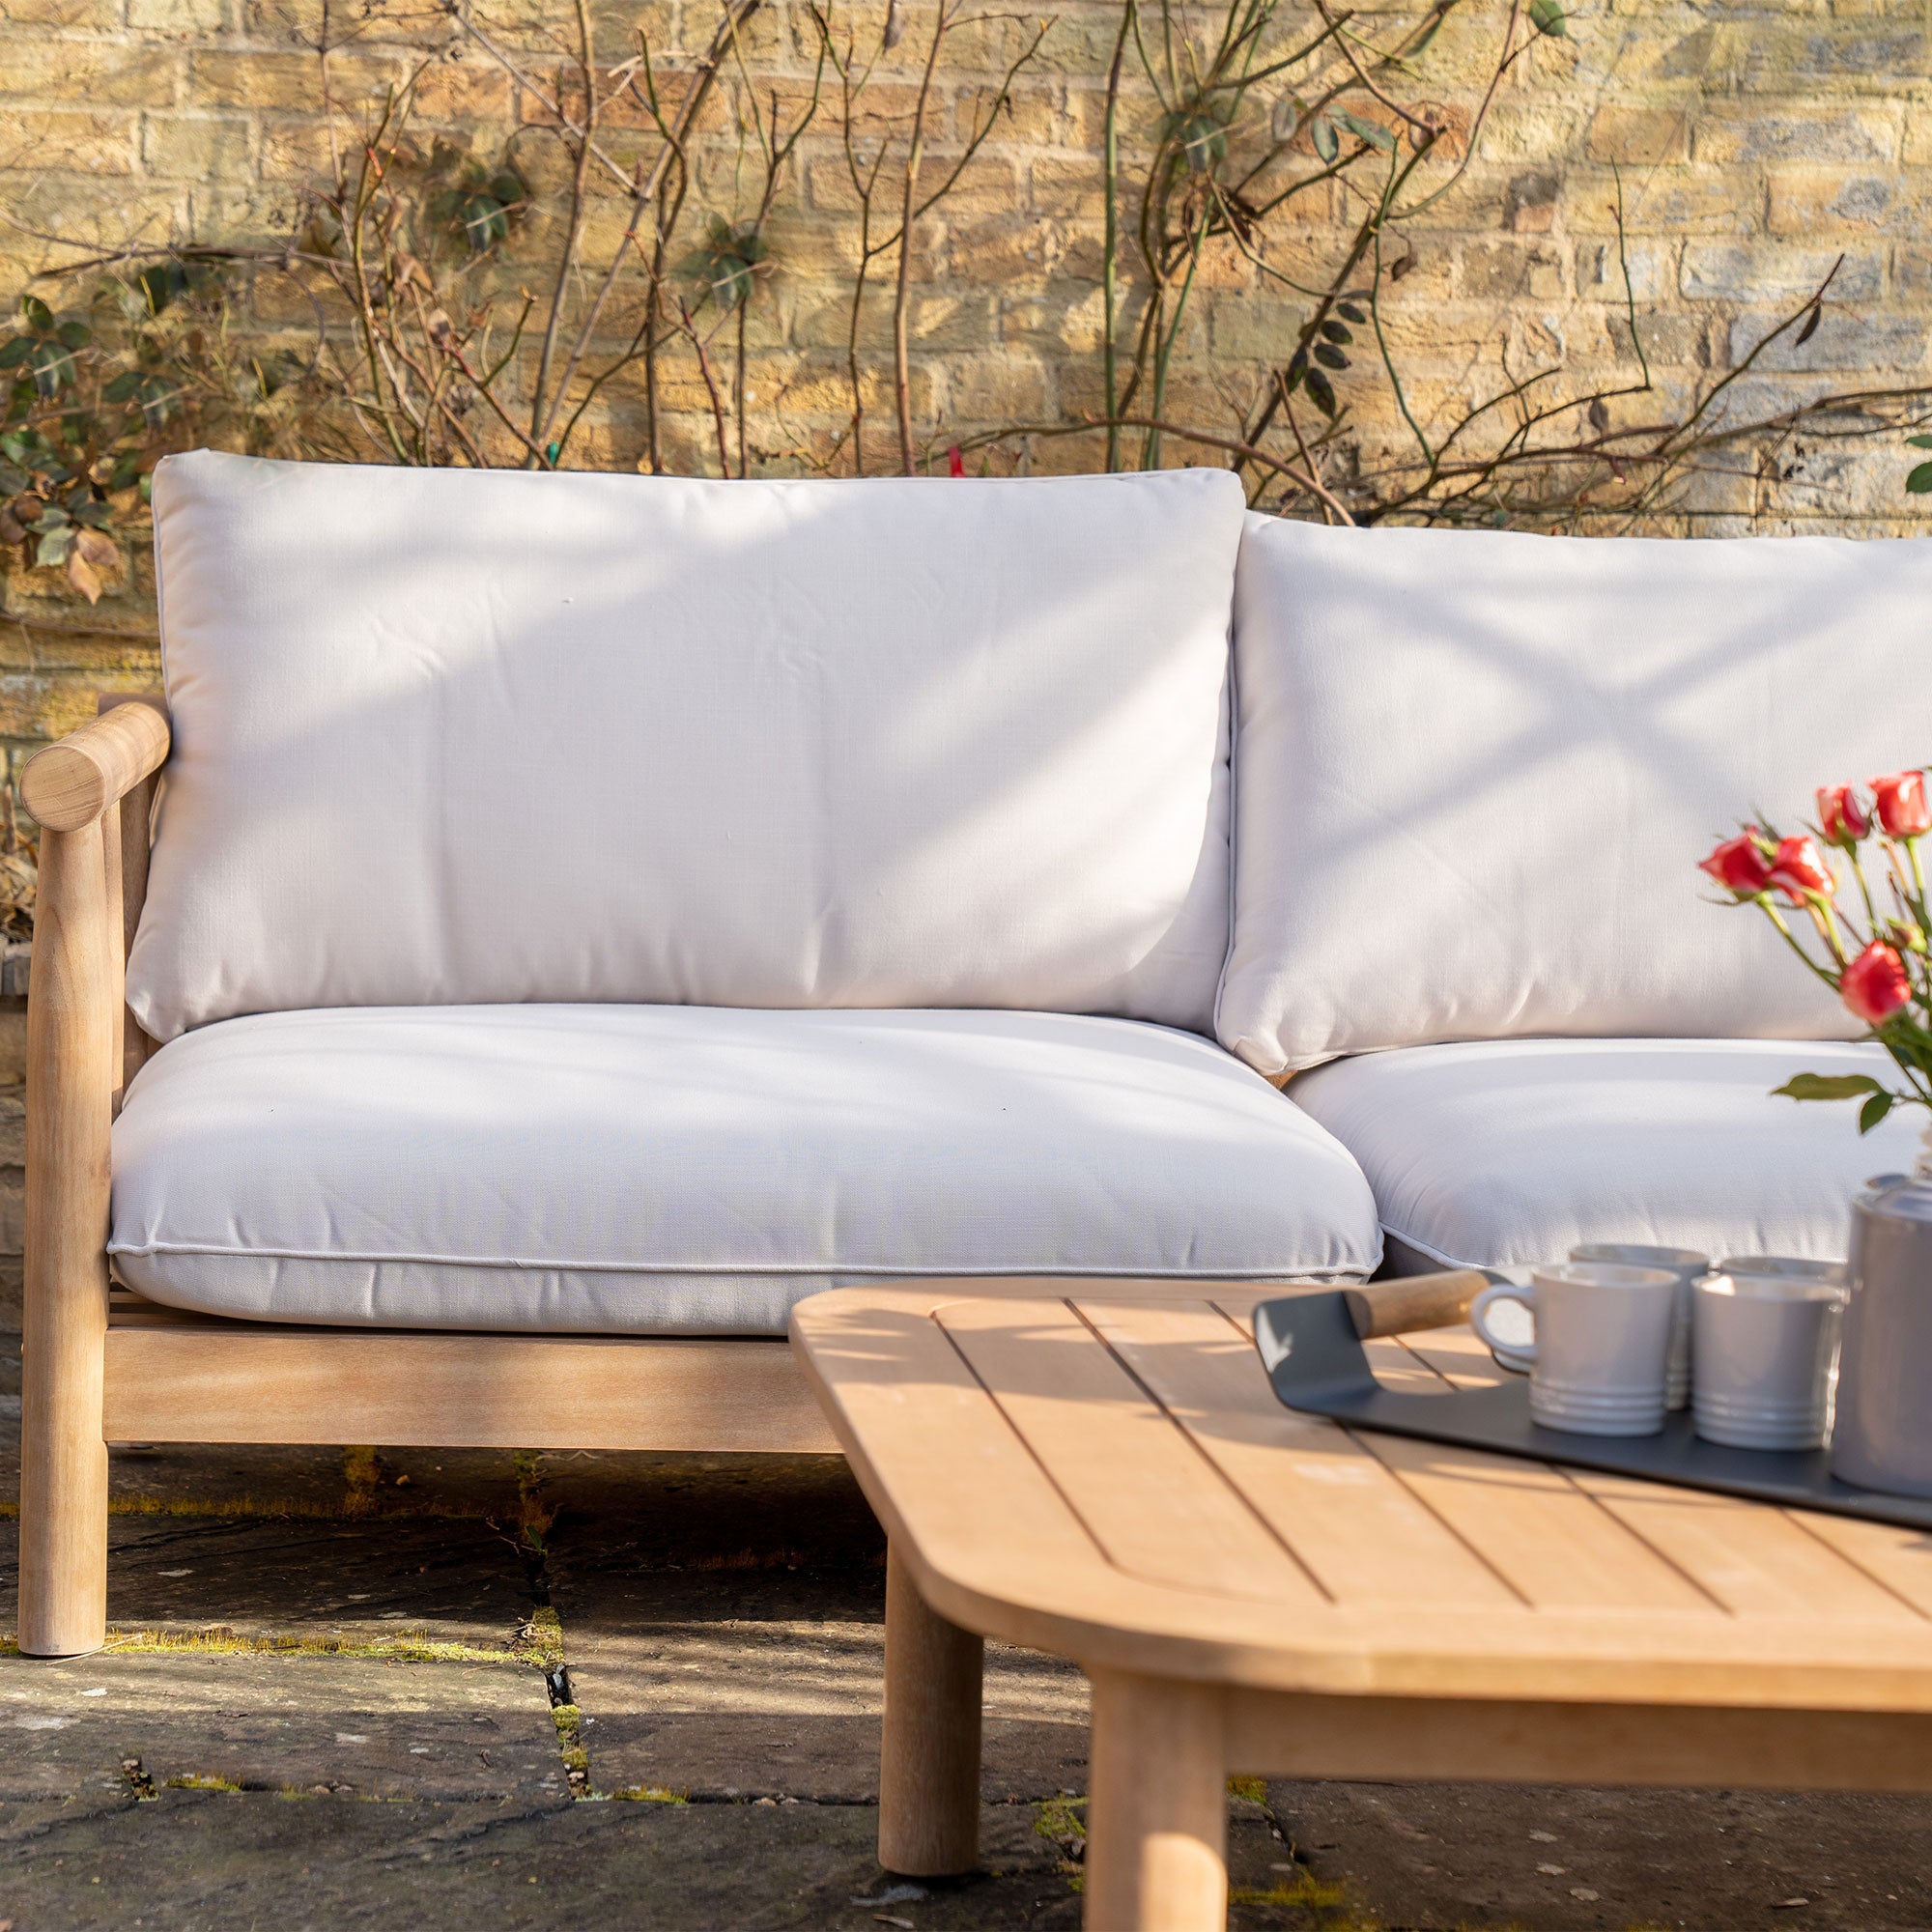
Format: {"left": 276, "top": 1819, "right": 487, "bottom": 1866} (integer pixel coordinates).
{"left": 17, "top": 701, "right": 170, "bottom": 1658}
{"left": 878, "top": 1544, "right": 984, "bottom": 1876}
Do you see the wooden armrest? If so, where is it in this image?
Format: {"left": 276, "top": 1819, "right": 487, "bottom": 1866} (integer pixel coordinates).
{"left": 21, "top": 699, "right": 170, "bottom": 832}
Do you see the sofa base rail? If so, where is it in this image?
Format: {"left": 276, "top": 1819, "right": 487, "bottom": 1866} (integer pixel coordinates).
{"left": 99, "top": 1292, "right": 841, "bottom": 1454}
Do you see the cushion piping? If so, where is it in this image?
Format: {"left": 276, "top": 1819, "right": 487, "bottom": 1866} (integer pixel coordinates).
{"left": 107, "top": 1238, "right": 1369, "bottom": 1281}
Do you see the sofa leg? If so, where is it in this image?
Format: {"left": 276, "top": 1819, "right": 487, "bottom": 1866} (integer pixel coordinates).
{"left": 878, "top": 1541, "right": 983, "bottom": 1876}
{"left": 17, "top": 817, "right": 115, "bottom": 1659}
{"left": 17, "top": 1306, "right": 109, "bottom": 1658}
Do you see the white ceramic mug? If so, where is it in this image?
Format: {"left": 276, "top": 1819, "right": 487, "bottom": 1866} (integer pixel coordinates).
{"left": 1569, "top": 1243, "right": 1708, "bottom": 1411}
{"left": 1471, "top": 1263, "right": 1681, "bottom": 1436}
{"left": 1693, "top": 1267, "right": 1846, "bottom": 1452}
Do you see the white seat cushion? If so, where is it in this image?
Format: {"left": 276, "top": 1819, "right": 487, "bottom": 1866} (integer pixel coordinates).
{"left": 109, "top": 1005, "right": 1380, "bottom": 1334}
{"left": 129, "top": 454, "right": 1244, "bottom": 1041}
{"left": 1218, "top": 514, "right": 1932, "bottom": 1075}
{"left": 1290, "top": 1037, "right": 1925, "bottom": 1274}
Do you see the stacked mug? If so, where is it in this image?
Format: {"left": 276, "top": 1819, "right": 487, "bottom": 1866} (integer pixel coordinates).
{"left": 1470, "top": 1245, "right": 1846, "bottom": 1447}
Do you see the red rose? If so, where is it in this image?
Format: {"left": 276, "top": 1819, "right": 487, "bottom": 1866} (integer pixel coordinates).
{"left": 1872, "top": 769, "right": 1931, "bottom": 838}
{"left": 1816, "top": 784, "right": 1870, "bottom": 845}
{"left": 1768, "top": 835, "right": 1834, "bottom": 904}
{"left": 1700, "top": 833, "right": 1773, "bottom": 896}
{"left": 1842, "top": 941, "right": 1914, "bottom": 1026}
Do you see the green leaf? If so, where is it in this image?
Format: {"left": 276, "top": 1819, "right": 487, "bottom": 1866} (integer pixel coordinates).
{"left": 1336, "top": 110, "right": 1394, "bottom": 153}
{"left": 19, "top": 295, "right": 53, "bottom": 332}
{"left": 101, "top": 370, "right": 143, "bottom": 404}
{"left": 1528, "top": 0, "right": 1568, "bottom": 35}
{"left": 1304, "top": 365, "right": 1337, "bottom": 415}
{"left": 1311, "top": 113, "right": 1339, "bottom": 164}
{"left": 1773, "top": 1072, "right": 1886, "bottom": 1102}
{"left": 1907, "top": 434, "right": 1932, "bottom": 448}
{"left": 457, "top": 193, "right": 510, "bottom": 251}
{"left": 1335, "top": 300, "right": 1367, "bottom": 325}
{"left": 29, "top": 340, "right": 73, "bottom": 398}
{"left": 137, "top": 375, "right": 176, "bottom": 427}
{"left": 1320, "top": 319, "right": 1353, "bottom": 345}
{"left": 1314, "top": 341, "right": 1349, "bottom": 369}
{"left": 33, "top": 524, "right": 72, "bottom": 568}
{"left": 1171, "top": 111, "right": 1229, "bottom": 173}
{"left": 54, "top": 319, "right": 90, "bottom": 351}
{"left": 1908, "top": 461, "right": 1932, "bottom": 495}
{"left": 1860, "top": 1091, "right": 1896, "bottom": 1134}
{"left": 137, "top": 261, "right": 188, "bottom": 316}
{"left": 0, "top": 338, "right": 31, "bottom": 370}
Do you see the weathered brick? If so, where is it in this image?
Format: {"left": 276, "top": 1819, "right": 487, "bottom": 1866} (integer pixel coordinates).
{"left": 128, "top": 0, "right": 231, "bottom": 28}
{"left": 1726, "top": 305, "right": 1929, "bottom": 372}
{"left": 1693, "top": 103, "right": 1899, "bottom": 165}
{"left": 1587, "top": 104, "right": 1691, "bottom": 163}
{"left": 144, "top": 111, "right": 255, "bottom": 182}
{"left": 0, "top": 41, "right": 184, "bottom": 106}
{"left": 1681, "top": 242, "right": 1882, "bottom": 303}
{"left": 0, "top": 107, "right": 139, "bottom": 175}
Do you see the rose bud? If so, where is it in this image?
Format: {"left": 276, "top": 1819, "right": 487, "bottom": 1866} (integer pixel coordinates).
{"left": 1699, "top": 833, "right": 1774, "bottom": 896}
{"left": 1816, "top": 783, "right": 1871, "bottom": 845}
{"left": 1889, "top": 919, "right": 1929, "bottom": 955}
{"left": 1767, "top": 834, "right": 1835, "bottom": 904}
{"left": 1842, "top": 940, "right": 1914, "bottom": 1026}
{"left": 1872, "top": 769, "right": 1932, "bottom": 839}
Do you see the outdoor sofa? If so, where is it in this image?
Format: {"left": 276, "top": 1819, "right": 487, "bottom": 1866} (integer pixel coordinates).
{"left": 16, "top": 451, "right": 1926, "bottom": 1658}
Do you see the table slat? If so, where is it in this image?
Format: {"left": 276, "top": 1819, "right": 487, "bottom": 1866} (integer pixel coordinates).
{"left": 1572, "top": 1472, "right": 1929, "bottom": 1623}
{"left": 1357, "top": 1430, "right": 1721, "bottom": 1614}
{"left": 935, "top": 1297, "right": 1327, "bottom": 1607}
{"left": 1079, "top": 1297, "right": 1520, "bottom": 1610}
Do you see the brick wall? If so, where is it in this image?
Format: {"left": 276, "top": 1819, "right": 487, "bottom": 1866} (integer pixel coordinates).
{"left": 1, "top": 0, "right": 1930, "bottom": 776}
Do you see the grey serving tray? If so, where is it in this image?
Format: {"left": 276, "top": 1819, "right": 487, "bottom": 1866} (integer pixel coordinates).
{"left": 1253, "top": 1289, "right": 1932, "bottom": 1533}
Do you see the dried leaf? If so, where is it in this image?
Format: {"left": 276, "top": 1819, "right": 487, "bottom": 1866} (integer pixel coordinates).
{"left": 1795, "top": 303, "right": 1822, "bottom": 346}
{"left": 1588, "top": 397, "right": 1609, "bottom": 433}
{"left": 72, "top": 526, "right": 119, "bottom": 570}
{"left": 1389, "top": 252, "right": 1415, "bottom": 281}
{"left": 65, "top": 545, "right": 102, "bottom": 604}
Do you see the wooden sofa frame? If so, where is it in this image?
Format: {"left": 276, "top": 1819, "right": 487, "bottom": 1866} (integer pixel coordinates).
{"left": 16, "top": 696, "right": 839, "bottom": 1659}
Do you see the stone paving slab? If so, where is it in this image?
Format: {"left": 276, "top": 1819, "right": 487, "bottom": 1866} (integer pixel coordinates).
{"left": 576, "top": 1710, "right": 1090, "bottom": 1806}
{"left": 553, "top": 1522, "right": 1089, "bottom": 1803}
{"left": 542, "top": 1449, "right": 886, "bottom": 1567}
{"left": 1269, "top": 1777, "right": 1932, "bottom": 1930}
{"left": 0, "top": 1513, "right": 536, "bottom": 1650}
{"left": 0, "top": 1787, "right": 1311, "bottom": 1932}
{"left": 9, "top": 1430, "right": 1932, "bottom": 1929}
{"left": 1, "top": 1655, "right": 564, "bottom": 1804}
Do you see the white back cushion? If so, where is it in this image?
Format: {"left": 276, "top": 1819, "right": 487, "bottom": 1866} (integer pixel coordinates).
{"left": 129, "top": 454, "right": 1244, "bottom": 1040}
{"left": 1219, "top": 515, "right": 1932, "bottom": 1075}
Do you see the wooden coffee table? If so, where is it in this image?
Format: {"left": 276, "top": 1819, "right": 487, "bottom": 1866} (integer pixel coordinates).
{"left": 788, "top": 1281, "right": 1932, "bottom": 1932}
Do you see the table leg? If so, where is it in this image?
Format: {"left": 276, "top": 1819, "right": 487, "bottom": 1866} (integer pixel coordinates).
{"left": 1085, "top": 1669, "right": 1227, "bottom": 1932}
{"left": 878, "top": 1541, "right": 984, "bottom": 1875}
